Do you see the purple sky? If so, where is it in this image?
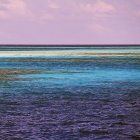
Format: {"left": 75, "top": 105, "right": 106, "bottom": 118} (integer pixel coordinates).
{"left": 0, "top": 0, "right": 140, "bottom": 44}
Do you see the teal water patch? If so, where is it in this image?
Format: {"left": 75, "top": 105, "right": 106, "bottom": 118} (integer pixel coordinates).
{"left": 2, "top": 67, "right": 138, "bottom": 101}
{"left": 18, "top": 68, "right": 140, "bottom": 87}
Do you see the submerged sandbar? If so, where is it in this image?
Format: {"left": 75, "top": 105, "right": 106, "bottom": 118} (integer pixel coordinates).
{"left": 0, "top": 47, "right": 140, "bottom": 57}
{"left": 0, "top": 68, "right": 42, "bottom": 81}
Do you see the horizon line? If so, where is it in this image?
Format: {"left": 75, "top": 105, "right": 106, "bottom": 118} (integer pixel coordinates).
{"left": 0, "top": 44, "right": 140, "bottom": 46}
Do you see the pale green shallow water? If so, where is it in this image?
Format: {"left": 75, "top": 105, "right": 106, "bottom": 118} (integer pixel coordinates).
{"left": 0, "top": 46, "right": 140, "bottom": 140}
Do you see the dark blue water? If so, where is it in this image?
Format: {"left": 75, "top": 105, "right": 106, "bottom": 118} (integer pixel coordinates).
{"left": 0, "top": 47, "right": 140, "bottom": 140}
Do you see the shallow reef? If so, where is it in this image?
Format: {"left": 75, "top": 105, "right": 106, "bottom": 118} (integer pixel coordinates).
{"left": 0, "top": 46, "right": 140, "bottom": 139}
{"left": 0, "top": 68, "right": 42, "bottom": 81}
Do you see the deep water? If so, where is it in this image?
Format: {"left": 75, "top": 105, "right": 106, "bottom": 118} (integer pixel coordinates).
{"left": 0, "top": 47, "right": 140, "bottom": 140}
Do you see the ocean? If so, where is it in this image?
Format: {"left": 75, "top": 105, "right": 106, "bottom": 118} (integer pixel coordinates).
{"left": 0, "top": 46, "right": 140, "bottom": 139}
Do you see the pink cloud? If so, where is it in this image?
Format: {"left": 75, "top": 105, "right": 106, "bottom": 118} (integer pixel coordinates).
{"left": 135, "top": 10, "right": 140, "bottom": 17}
{"left": 89, "top": 23, "right": 104, "bottom": 33}
{"left": 0, "top": 11, "right": 8, "bottom": 19}
{"left": 0, "top": 0, "right": 33, "bottom": 19}
{"left": 134, "top": 0, "right": 140, "bottom": 5}
{"left": 79, "top": 0, "right": 115, "bottom": 13}
{"left": 41, "top": 12, "right": 55, "bottom": 20}
{"left": 47, "top": 0, "right": 60, "bottom": 9}
{"left": 88, "top": 23, "right": 113, "bottom": 34}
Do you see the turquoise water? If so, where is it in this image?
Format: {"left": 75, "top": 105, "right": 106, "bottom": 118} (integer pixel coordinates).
{"left": 0, "top": 46, "right": 140, "bottom": 139}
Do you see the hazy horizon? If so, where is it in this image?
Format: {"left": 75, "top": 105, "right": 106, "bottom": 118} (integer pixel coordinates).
{"left": 0, "top": 44, "right": 140, "bottom": 46}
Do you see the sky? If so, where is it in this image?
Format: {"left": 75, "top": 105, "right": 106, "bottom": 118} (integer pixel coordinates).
{"left": 0, "top": 0, "right": 140, "bottom": 44}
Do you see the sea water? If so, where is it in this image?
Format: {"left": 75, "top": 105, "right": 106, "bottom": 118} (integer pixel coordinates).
{"left": 0, "top": 46, "right": 140, "bottom": 139}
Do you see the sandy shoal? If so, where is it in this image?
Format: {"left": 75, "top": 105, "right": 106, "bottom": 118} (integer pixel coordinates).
{"left": 0, "top": 49, "right": 140, "bottom": 57}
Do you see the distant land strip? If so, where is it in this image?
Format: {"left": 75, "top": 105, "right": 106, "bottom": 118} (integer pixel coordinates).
{"left": 0, "top": 44, "right": 140, "bottom": 47}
